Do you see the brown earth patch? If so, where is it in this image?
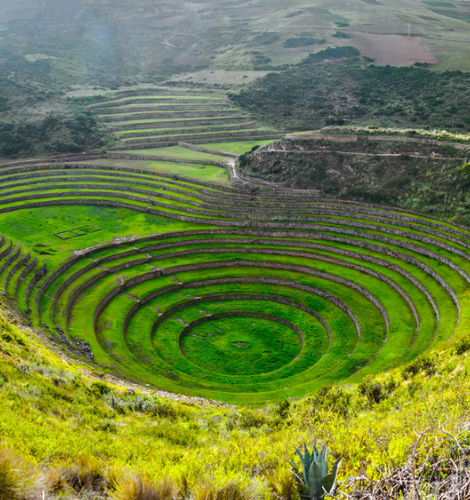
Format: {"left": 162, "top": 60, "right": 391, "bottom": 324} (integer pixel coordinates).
{"left": 346, "top": 32, "right": 439, "bottom": 66}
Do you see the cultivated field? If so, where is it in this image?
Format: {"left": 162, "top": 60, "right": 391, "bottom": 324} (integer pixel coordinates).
{"left": 0, "top": 119, "right": 468, "bottom": 403}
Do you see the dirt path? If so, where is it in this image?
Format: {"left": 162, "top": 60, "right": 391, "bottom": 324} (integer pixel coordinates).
{"left": 265, "top": 149, "right": 452, "bottom": 160}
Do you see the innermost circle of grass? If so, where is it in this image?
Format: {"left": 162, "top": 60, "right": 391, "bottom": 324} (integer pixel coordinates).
{"left": 181, "top": 314, "right": 302, "bottom": 376}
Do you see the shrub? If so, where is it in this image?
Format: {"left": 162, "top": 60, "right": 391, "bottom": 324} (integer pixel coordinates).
{"left": 309, "top": 386, "right": 351, "bottom": 417}
{"left": 358, "top": 375, "right": 396, "bottom": 405}
{"left": 276, "top": 399, "right": 291, "bottom": 419}
{"left": 402, "top": 356, "right": 437, "bottom": 379}
{"left": 331, "top": 32, "right": 351, "bottom": 39}
{"left": 283, "top": 38, "right": 325, "bottom": 48}
{"left": 238, "top": 408, "right": 267, "bottom": 428}
{"left": 0, "top": 448, "right": 44, "bottom": 500}
{"left": 266, "top": 464, "right": 300, "bottom": 500}
{"left": 53, "top": 454, "right": 108, "bottom": 495}
{"left": 112, "top": 474, "right": 182, "bottom": 500}
{"left": 453, "top": 335, "right": 470, "bottom": 356}
{"left": 190, "top": 478, "right": 257, "bottom": 500}
{"left": 90, "top": 381, "right": 112, "bottom": 396}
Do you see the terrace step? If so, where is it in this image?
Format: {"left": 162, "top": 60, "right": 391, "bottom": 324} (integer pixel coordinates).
{"left": 117, "top": 122, "right": 257, "bottom": 139}
{"left": 93, "top": 104, "right": 231, "bottom": 115}
{"left": 100, "top": 111, "right": 246, "bottom": 124}
{"left": 109, "top": 133, "right": 284, "bottom": 150}
{"left": 119, "top": 129, "right": 267, "bottom": 146}
{"left": 108, "top": 117, "right": 251, "bottom": 132}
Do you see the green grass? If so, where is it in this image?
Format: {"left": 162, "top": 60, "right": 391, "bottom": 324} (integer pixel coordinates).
{"left": 198, "top": 140, "right": 277, "bottom": 154}
{"left": 120, "top": 128, "right": 257, "bottom": 142}
{"left": 114, "top": 122, "right": 255, "bottom": 136}
{"left": 430, "top": 9, "right": 470, "bottom": 23}
{"left": 82, "top": 158, "right": 230, "bottom": 184}
{"left": 182, "top": 315, "right": 302, "bottom": 376}
{"left": 98, "top": 108, "right": 243, "bottom": 121}
{"left": 111, "top": 145, "right": 229, "bottom": 161}
{"left": 97, "top": 95, "right": 227, "bottom": 105}
{"left": 22, "top": 215, "right": 460, "bottom": 402}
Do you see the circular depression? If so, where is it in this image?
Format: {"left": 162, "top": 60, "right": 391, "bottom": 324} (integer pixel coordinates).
{"left": 179, "top": 312, "right": 303, "bottom": 376}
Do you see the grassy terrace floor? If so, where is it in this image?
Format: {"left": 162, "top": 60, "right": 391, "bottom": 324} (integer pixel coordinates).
{"left": 0, "top": 150, "right": 468, "bottom": 404}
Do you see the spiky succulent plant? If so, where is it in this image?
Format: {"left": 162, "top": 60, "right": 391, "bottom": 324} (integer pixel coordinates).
{"left": 290, "top": 443, "right": 341, "bottom": 500}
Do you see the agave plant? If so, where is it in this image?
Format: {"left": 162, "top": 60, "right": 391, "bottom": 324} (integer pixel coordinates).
{"left": 290, "top": 443, "right": 341, "bottom": 500}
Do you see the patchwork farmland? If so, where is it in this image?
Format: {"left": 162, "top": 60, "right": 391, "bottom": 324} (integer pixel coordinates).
{"left": 0, "top": 121, "right": 469, "bottom": 404}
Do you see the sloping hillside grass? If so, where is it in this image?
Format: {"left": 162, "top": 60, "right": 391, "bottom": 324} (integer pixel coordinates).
{"left": 2, "top": 299, "right": 470, "bottom": 499}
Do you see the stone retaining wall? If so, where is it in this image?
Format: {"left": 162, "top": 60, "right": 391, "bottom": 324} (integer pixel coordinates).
{"left": 107, "top": 271, "right": 361, "bottom": 340}
{"left": 87, "top": 91, "right": 226, "bottom": 105}
{"left": 0, "top": 155, "right": 106, "bottom": 169}
{"left": 178, "top": 312, "right": 304, "bottom": 349}
{"left": 126, "top": 244, "right": 414, "bottom": 330}
{"left": 111, "top": 235, "right": 438, "bottom": 324}
{"left": 143, "top": 292, "right": 330, "bottom": 343}
{"left": 0, "top": 240, "right": 12, "bottom": 260}
{"left": 105, "top": 153, "right": 227, "bottom": 168}
{"left": 0, "top": 163, "right": 251, "bottom": 195}
{"left": 16, "top": 257, "right": 38, "bottom": 304}
{"left": 5, "top": 253, "right": 30, "bottom": 297}
{"left": 25, "top": 264, "right": 47, "bottom": 308}
{"left": 157, "top": 260, "right": 387, "bottom": 334}
{"left": 1, "top": 193, "right": 467, "bottom": 294}
{"left": 0, "top": 248, "right": 20, "bottom": 276}
{"left": 188, "top": 134, "right": 282, "bottom": 146}
{"left": 121, "top": 227, "right": 461, "bottom": 314}
{"left": 108, "top": 142, "right": 179, "bottom": 150}
{"left": 4, "top": 186, "right": 468, "bottom": 261}
{"left": 108, "top": 132, "right": 280, "bottom": 150}
{"left": 286, "top": 134, "right": 470, "bottom": 152}
{"left": 39, "top": 227, "right": 453, "bottom": 331}
{"left": 1, "top": 171, "right": 321, "bottom": 207}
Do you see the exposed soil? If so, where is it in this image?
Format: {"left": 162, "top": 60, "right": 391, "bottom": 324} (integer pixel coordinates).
{"left": 346, "top": 32, "right": 440, "bottom": 66}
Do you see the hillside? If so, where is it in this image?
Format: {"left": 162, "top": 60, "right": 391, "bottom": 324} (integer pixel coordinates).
{"left": 5, "top": 0, "right": 470, "bottom": 159}
{"left": 2, "top": 0, "right": 470, "bottom": 95}
{"left": 0, "top": 78, "right": 117, "bottom": 158}
{"left": 1, "top": 286, "right": 470, "bottom": 499}
{"left": 231, "top": 48, "right": 470, "bottom": 133}
{"left": 3, "top": 1, "right": 470, "bottom": 498}
{"left": 237, "top": 130, "right": 470, "bottom": 225}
